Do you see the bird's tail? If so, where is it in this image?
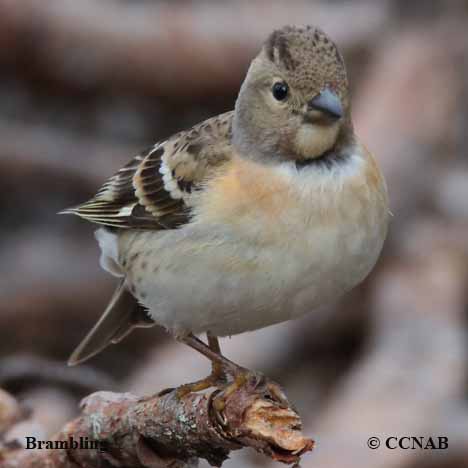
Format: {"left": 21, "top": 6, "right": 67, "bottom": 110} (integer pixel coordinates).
{"left": 68, "top": 279, "right": 154, "bottom": 366}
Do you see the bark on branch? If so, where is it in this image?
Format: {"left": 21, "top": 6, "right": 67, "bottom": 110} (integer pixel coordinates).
{"left": 1, "top": 375, "right": 313, "bottom": 467}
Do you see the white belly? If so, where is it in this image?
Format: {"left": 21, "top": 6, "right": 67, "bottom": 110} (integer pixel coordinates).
{"left": 135, "top": 220, "right": 384, "bottom": 336}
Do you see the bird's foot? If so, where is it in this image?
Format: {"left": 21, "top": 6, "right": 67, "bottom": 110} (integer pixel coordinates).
{"left": 173, "top": 361, "right": 229, "bottom": 400}
{"left": 175, "top": 376, "right": 217, "bottom": 399}
{"left": 212, "top": 368, "right": 290, "bottom": 422}
{"left": 173, "top": 333, "right": 289, "bottom": 415}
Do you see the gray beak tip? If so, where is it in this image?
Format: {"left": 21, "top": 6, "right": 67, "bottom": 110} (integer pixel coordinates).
{"left": 307, "top": 88, "right": 343, "bottom": 120}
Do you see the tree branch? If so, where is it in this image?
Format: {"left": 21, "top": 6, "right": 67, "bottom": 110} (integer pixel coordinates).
{"left": 1, "top": 375, "right": 313, "bottom": 467}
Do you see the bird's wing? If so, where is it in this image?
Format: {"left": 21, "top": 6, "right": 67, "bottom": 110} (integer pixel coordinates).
{"left": 61, "top": 111, "right": 234, "bottom": 229}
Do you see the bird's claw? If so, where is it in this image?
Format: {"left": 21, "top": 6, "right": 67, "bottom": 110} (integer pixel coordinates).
{"left": 211, "top": 369, "right": 290, "bottom": 426}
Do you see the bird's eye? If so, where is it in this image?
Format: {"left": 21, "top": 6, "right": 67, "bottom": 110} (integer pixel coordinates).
{"left": 272, "top": 82, "right": 289, "bottom": 101}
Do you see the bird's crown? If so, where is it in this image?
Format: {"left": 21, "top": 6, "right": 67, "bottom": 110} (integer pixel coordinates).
{"left": 264, "top": 25, "right": 348, "bottom": 100}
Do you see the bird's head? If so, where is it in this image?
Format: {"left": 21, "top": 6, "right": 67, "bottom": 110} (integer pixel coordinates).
{"left": 233, "top": 25, "right": 352, "bottom": 164}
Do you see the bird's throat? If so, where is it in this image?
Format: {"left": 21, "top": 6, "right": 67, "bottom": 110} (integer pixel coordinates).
{"left": 293, "top": 122, "right": 339, "bottom": 161}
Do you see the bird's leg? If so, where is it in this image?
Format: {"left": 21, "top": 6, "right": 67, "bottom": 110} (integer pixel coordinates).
{"left": 180, "top": 333, "right": 246, "bottom": 376}
{"left": 175, "top": 333, "right": 242, "bottom": 398}
{"left": 206, "top": 331, "right": 228, "bottom": 384}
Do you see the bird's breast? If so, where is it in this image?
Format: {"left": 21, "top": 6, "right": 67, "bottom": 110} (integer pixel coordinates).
{"left": 192, "top": 147, "right": 388, "bottom": 315}
{"left": 194, "top": 148, "right": 388, "bottom": 251}
{"left": 124, "top": 146, "right": 388, "bottom": 336}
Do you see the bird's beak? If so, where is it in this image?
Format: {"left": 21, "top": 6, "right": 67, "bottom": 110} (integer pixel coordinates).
{"left": 307, "top": 88, "right": 343, "bottom": 122}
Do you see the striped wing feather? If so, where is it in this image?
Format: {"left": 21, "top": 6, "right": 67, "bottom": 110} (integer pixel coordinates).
{"left": 62, "top": 112, "right": 233, "bottom": 229}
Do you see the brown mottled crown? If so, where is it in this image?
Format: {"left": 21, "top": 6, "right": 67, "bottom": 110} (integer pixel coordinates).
{"left": 264, "top": 25, "right": 348, "bottom": 99}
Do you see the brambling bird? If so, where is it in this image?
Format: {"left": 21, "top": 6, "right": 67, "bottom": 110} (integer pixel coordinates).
{"left": 62, "top": 25, "right": 388, "bottom": 395}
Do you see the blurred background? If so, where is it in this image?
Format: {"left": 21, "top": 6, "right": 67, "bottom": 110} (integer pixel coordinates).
{"left": 1, "top": 0, "right": 468, "bottom": 467}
